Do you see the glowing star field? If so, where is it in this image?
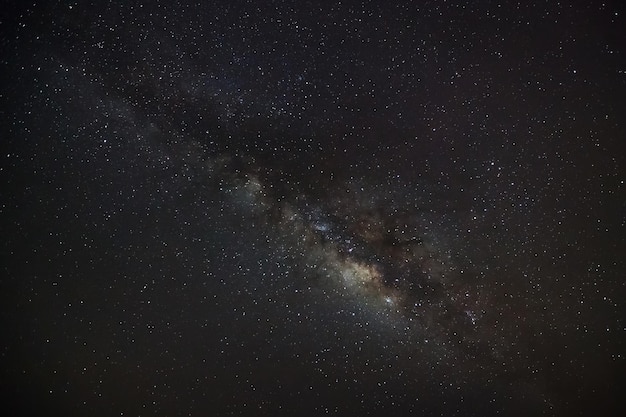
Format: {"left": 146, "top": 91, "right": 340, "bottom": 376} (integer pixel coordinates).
{"left": 1, "top": 1, "right": 624, "bottom": 416}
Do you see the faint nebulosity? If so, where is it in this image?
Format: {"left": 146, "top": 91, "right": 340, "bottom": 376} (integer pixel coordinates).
{"left": 1, "top": 1, "right": 625, "bottom": 416}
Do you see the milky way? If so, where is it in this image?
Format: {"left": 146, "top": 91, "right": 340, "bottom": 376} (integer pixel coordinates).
{"left": 171, "top": 143, "right": 526, "bottom": 374}
{"left": 1, "top": 1, "right": 625, "bottom": 416}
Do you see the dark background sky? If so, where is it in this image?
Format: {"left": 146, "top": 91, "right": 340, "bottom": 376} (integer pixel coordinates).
{"left": 1, "top": 1, "right": 625, "bottom": 416}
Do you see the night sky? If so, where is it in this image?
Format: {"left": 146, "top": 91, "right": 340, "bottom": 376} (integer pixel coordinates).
{"left": 1, "top": 1, "right": 625, "bottom": 416}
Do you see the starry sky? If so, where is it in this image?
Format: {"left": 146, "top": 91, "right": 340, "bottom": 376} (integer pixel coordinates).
{"left": 1, "top": 1, "right": 625, "bottom": 416}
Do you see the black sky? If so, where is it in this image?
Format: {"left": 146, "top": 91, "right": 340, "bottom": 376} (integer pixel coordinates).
{"left": 1, "top": 1, "right": 625, "bottom": 416}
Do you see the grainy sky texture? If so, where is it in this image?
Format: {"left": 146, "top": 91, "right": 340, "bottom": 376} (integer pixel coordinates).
{"left": 1, "top": 1, "right": 625, "bottom": 416}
